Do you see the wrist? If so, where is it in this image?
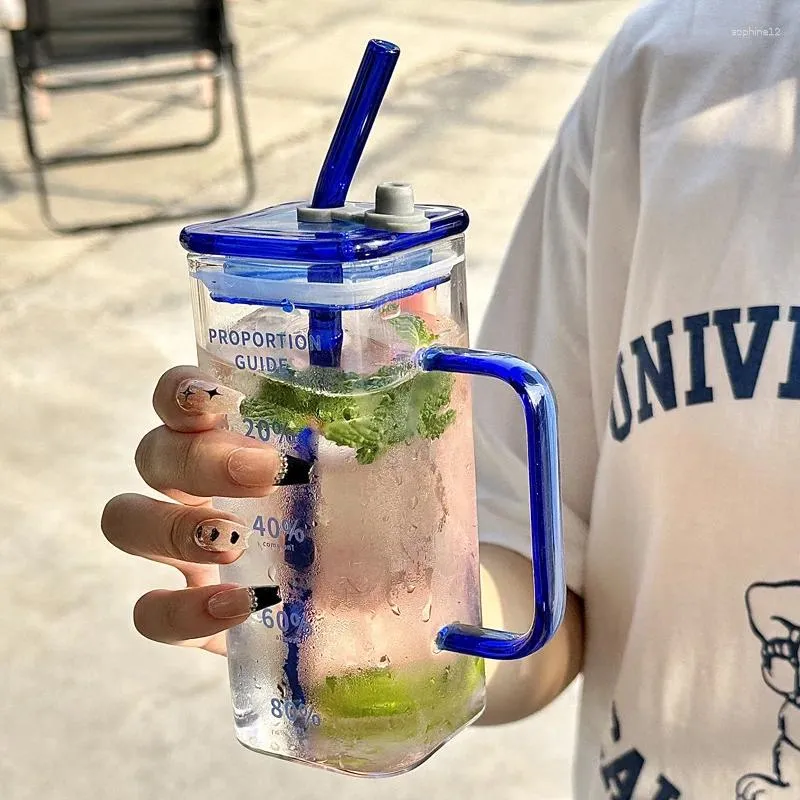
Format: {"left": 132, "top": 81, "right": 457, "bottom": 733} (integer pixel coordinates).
{"left": 475, "top": 544, "right": 584, "bottom": 724}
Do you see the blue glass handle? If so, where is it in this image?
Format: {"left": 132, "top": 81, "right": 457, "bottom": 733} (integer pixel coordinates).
{"left": 417, "top": 345, "right": 566, "bottom": 660}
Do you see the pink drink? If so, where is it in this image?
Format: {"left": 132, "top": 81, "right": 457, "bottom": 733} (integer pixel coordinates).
{"left": 197, "top": 316, "right": 485, "bottom": 775}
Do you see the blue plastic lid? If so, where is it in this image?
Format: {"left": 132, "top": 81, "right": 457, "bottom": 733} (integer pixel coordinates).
{"left": 180, "top": 201, "right": 469, "bottom": 264}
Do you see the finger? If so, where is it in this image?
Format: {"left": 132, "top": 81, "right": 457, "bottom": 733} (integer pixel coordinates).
{"left": 161, "top": 489, "right": 211, "bottom": 507}
{"left": 135, "top": 426, "right": 311, "bottom": 497}
{"left": 154, "top": 365, "right": 245, "bottom": 433}
{"left": 102, "top": 493, "right": 254, "bottom": 566}
{"left": 133, "top": 583, "right": 281, "bottom": 646}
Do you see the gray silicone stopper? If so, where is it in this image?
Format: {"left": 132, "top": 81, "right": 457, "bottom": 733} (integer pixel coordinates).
{"left": 297, "top": 205, "right": 339, "bottom": 223}
{"left": 362, "top": 182, "right": 431, "bottom": 233}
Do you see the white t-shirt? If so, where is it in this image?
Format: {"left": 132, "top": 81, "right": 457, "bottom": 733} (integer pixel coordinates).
{"left": 473, "top": 1, "right": 800, "bottom": 797}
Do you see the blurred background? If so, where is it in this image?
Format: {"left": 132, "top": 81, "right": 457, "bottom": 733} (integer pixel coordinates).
{"left": 0, "top": 1, "right": 635, "bottom": 798}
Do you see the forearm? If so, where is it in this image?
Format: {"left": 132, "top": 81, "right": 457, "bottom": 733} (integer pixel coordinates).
{"left": 476, "top": 543, "right": 585, "bottom": 725}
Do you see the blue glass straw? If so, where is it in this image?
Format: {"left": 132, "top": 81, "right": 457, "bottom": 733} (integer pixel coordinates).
{"left": 282, "top": 40, "right": 401, "bottom": 731}
{"left": 307, "top": 39, "right": 400, "bottom": 368}
{"left": 311, "top": 39, "right": 401, "bottom": 210}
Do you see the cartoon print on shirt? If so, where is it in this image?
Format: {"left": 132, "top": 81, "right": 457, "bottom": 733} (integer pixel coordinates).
{"left": 736, "top": 582, "right": 800, "bottom": 799}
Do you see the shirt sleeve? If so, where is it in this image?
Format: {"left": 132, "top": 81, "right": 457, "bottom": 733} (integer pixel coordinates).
{"left": 473, "top": 58, "right": 606, "bottom": 598}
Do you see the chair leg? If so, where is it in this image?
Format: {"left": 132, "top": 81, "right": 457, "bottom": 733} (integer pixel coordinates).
{"left": 12, "top": 50, "right": 257, "bottom": 234}
{"left": 207, "top": 69, "right": 223, "bottom": 146}
{"left": 13, "top": 67, "right": 64, "bottom": 233}
{"left": 224, "top": 44, "right": 256, "bottom": 208}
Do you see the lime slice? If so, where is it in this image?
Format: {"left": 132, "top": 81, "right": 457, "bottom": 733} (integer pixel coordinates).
{"left": 313, "top": 657, "right": 484, "bottom": 722}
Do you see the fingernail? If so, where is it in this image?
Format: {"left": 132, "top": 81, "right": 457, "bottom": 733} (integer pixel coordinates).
{"left": 176, "top": 379, "right": 244, "bottom": 415}
{"left": 273, "top": 454, "right": 314, "bottom": 486}
{"left": 207, "top": 585, "right": 281, "bottom": 619}
{"left": 195, "top": 519, "right": 250, "bottom": 552}
{"left": 227, "top": 447, "right": 281, "bottom": 487}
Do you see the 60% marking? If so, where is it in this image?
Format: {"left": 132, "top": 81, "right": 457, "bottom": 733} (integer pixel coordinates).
{"left": 260, "top": 607, "right": 311, "bottom": 637}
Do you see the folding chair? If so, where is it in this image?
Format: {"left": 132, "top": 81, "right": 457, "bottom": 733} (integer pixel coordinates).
{"left": 10, "top": 0, "right": 256, "bottom": 234}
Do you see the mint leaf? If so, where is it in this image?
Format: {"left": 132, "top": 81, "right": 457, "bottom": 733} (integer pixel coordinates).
{"left": 417, "top": 372, "right": 457, "bottom": 439}
{"left": 323, "top": 414, "right": 383, "bottom": 464}
{"left": 387, "top": 313, "right": 437, "bottom": 348}
{"left": 240, "top": 315, "right": 456, "bottom": 463}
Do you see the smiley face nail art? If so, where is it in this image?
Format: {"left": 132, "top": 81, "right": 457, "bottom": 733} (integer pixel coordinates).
{"left": 195, "top": 519, "right": 250, "bottom": 552}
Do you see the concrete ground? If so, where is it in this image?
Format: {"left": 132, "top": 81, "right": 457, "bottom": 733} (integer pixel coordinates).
{"left": 0, "top": 2, "right": 636, "bottom": 798}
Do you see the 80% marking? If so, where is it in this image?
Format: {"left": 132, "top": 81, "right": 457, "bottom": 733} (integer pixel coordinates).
{"left": 271, "top": 698, "right": 321, "bottom": 727}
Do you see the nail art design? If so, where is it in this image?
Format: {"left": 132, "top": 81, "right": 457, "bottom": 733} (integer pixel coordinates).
{"left": 195, "top": 519, "right": 250, "bottom": 552}
{"left": 176, "top": 379, "right": 245, "bottom": 415}
{"left": 247, "top": 585, "right": 282, "bottom": 613}
{"left": 207, "top": 585, "right": 281, "bottom": 619}
{"left": 273, "top": 453, "right": 314, "bottom": 486}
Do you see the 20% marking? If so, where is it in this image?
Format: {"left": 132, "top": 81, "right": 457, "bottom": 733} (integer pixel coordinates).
{"left": 243, "top": 418, "right": 297, "bottom": 445}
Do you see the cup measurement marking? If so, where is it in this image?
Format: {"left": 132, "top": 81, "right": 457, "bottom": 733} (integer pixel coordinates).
{"left": 270, "top": 697, "right": 321, "bottom": 727}
{"left": 253, "top": 515, "right": 307, "bottom": 548}
{"left": 242, "top": 418, "right": 297, "bottom": 445}
{"left": 260, "top": 607, "right": 312, "bottom": 638}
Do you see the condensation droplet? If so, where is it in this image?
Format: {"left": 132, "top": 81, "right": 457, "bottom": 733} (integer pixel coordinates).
{"left": 281, "top": 299, "right": 295, "bottom": 313}
{"left": 406, "top": 582, "right": 416, "bottom": 594}
{"left": 379, "top": 654, "right": 391, "bottom": 668}
{"left": 410, "top": 496, "right": 419, "bottom": 509}
{"left": 267, "top": 564, "right": 278, "bottom": 582}
{"left": 421, "top": 597, "right": 432, "bottom": 622}
{"left": 389, "top": 602, "right": 401, "bottom": 616}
